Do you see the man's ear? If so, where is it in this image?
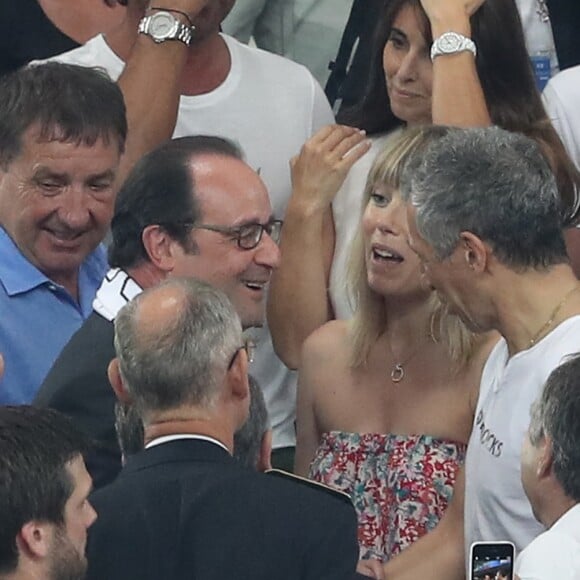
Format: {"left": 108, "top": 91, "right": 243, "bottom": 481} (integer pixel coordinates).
{"left": 537, "top": 435, "right": 554, "bottom": 480}
{"left": 459, "top": 231, "right": 488, "bottom": 273}
{"left": 228, "top": 349, "right": 250, "bottom": 403}
{"left": 18, "top": 521, "right": 52, "bottom": 560}
{"left": 108, "top": 358, "right": 132, "bottom": 404}
{"left": 141, "top": 225, "right": 177, "bottom": 274}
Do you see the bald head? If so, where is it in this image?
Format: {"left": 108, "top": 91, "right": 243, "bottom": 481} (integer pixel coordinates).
{"left": 131, "top": 283, "right": 187, "bottom": 346}
{"left": 113, "top": 278, "right": 242, "bottom": 414}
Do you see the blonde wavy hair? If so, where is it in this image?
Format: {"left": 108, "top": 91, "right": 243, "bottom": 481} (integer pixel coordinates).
{"left": 347, "top": 126, "right": 477, "bottom": 369}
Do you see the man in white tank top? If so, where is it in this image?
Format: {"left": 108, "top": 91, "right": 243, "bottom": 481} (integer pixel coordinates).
{"left": 403, "top": 126, "right": 580, "bottom": 574}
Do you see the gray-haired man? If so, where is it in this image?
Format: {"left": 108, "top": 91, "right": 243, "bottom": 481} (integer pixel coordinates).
{"left": 516, "top": 353, "right": 580, "bottom": 580}
{"left": 88, "top": 277, "right": 361, "bottom": 580}
{"left": 403, "top": 126, "right": 580, "bottom": 568}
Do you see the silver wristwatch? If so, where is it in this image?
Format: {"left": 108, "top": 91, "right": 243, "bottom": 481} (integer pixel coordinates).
{"left": 430, "top": 32, "right": 477, "bottom": 61}
{"left": 138, "top": 11, "right": 194, "bottom": 46}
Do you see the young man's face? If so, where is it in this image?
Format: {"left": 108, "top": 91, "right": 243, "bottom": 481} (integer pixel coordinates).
{"left": 48, "top": 455, "right": 97, "bottom": 580}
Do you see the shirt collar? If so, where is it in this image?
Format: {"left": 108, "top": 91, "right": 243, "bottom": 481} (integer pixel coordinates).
{"left": 0, "top": 227, "right": 106, "bottom": 308}
{"left": 145, "top": 434, "right": 230, "bottom": 454}
{"left": 0, "top": 227, "right": 49, "bottom": 295}
{"left": 552, "top": 503, "right": 580, "bottom": 532}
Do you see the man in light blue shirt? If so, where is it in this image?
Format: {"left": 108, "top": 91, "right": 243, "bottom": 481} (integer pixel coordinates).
{"left": 0, "top": 62, "right": 126, "bottom": 403}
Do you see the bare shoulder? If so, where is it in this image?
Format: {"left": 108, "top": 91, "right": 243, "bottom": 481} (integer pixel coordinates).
{"left": 300, "top": 319, "right": 351, "bottom": 366}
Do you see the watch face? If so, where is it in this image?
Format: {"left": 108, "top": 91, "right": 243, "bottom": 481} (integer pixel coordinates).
{"left": 150, "top": 12, "right": 178, "bottom": 40}
{"left": 440, "top": 33, "right": 461, "bottom": 52}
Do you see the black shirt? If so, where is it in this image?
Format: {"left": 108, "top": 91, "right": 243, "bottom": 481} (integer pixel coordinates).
{"left": 0, "top": 0, "right": 79, "bottom": 76}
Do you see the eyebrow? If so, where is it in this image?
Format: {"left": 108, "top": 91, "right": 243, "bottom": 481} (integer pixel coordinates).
{"left": 232, "top": 215, "right": 276, "bottom": 228}
{"left": 390, "top": 27, "right": 407, "bottom": 40}
{"left": 87, "top": 169, "right": 116, "bottom": 181}
{"left": 32, "top": 168, "right": 116, "bottom": 182}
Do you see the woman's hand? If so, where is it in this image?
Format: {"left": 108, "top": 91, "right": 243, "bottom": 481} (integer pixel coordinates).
{"left": 420, "top": 0, "right": 486, "bottom": 20}
{"left": 290, "top": 124, "right": 371, "bottom": 213}
{"left": 357, "top": 558, "right": 386, "bottom": 579}
{"left": 420, "top": 0, "right": 486, "bottom": 36}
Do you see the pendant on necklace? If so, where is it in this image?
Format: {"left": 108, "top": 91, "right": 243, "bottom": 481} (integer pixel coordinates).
{"left": 391, "top": 364, "right": 404, "bottom": 383}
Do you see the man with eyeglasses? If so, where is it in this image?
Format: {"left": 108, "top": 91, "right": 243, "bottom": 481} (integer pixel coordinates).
{"left": 45, "top": 0, "right": 336, "bottom": 479}
{"left": 84, "top": 276, "right": 363, "bottom": 580}
{"left": 35, "top": 135, "right": 281, "bottom": 489}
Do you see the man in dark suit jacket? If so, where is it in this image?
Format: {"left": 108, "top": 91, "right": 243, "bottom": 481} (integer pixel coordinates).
{"left": 87, "top": 277, "right": 362, "bottom": 580}
{"left": 35, "top": 135, "right": 281, "bottom": 488}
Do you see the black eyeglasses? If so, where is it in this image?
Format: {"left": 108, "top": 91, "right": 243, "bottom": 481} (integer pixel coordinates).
{"left": 194, "top": 220, "right": 283, "bottom": 250}
{"left": 227, "top": 338, "right": 256, "bottom": 370}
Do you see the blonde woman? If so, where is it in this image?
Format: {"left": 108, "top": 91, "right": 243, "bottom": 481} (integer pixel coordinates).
{"left": 295, "top": 127, "right": 495, "bottom": 563}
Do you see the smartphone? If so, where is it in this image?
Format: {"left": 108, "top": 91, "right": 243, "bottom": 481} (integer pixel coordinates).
{"left": 469, "top": 541, "right": 515, "bottom": 580}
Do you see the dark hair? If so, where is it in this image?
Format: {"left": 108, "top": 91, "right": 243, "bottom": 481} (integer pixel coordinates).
{"left": 338, "top": 0, "right": 580, "bottom": 221}
{"left": 108, "top": 135, "right": 244, "bottom": 269}
{"left": 0, "top": 62, "right": 126, "bottom": 169}
{"left": 530, "top": 353, "right": 580, "bottom": 502}
{"left": 234, "top": 375, "right": 269, "bottom": 470}
{"left": 0, "top": 406, "right": 91, "bottom": 574}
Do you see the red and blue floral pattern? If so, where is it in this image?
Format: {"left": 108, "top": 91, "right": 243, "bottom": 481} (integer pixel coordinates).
{"left": 309, "top": 431, "right": 466, "bottom": 562}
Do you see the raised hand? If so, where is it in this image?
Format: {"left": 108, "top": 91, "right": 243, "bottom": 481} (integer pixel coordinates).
{"left": 290, "top": 124, "right": 372, "bottom": 212}
{"left": 420, "top": 0, "right": 486, "bottom": 37}
{"left": 146, "top": 0, "right": 213, "bottom": 20}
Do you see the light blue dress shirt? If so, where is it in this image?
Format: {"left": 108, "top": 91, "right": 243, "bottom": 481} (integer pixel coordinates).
{"left": 0, "top": 227, "right": 107, "bottom": 404}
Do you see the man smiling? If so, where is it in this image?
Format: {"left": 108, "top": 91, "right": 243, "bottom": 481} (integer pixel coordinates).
{"left": 0, "top": 62, "right": 126, "bottom": 404}
{"left": 36, "top": 136, "right": 281, "bottom": 488}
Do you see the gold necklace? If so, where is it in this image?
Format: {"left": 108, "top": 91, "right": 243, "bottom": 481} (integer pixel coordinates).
{"left": 528, "top": 285, "right": 580, "bottom": 347}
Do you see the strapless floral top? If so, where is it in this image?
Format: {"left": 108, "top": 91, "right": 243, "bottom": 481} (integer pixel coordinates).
{"left": 309, "top": 431, "right": 466, "bottom": 562}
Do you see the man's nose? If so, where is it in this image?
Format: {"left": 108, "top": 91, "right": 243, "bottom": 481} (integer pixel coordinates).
{"left": 255, "top": 230, "right": 281, "bottom": 269}
{"left": 58, "top": 188, "right": 91, "bottom": 230}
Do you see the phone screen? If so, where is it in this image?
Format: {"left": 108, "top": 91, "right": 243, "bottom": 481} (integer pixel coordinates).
{"left": 470, "top": 542, "right": 515, "bottom": 580}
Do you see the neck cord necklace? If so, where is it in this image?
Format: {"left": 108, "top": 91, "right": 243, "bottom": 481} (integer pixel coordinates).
{"left": 528, "top": 285, "right": 580, "bottom": 347}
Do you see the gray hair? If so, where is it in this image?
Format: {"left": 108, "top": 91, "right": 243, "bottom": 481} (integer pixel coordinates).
{"left": 401, "top": 126, "right": 568, "bottom": 269}
{"left": 233, "top": 375, "right": 269, "bottom": 469}
{"left": 528, "top": 353, "right": 580, "bottom": 501}
{"left": 113, "top": 277, "right": 242, "bottom": 414}
{"left": 115, "top": 375, "right": 270, "bottom": 467}
{"left": 114, "top": 402, "right": 144, "bottom": 459}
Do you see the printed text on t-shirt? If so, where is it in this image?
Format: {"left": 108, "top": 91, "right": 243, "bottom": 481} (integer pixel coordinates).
{"left": 475, "top": 409, "right": 503, "bottom": 457}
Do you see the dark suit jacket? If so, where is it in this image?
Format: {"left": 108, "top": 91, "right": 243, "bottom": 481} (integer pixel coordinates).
{"left": 87, "top": 439, "right": 360, "bottom": 580}
{"left": 34, "top": 312, "right": 121, "bottom": 488}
